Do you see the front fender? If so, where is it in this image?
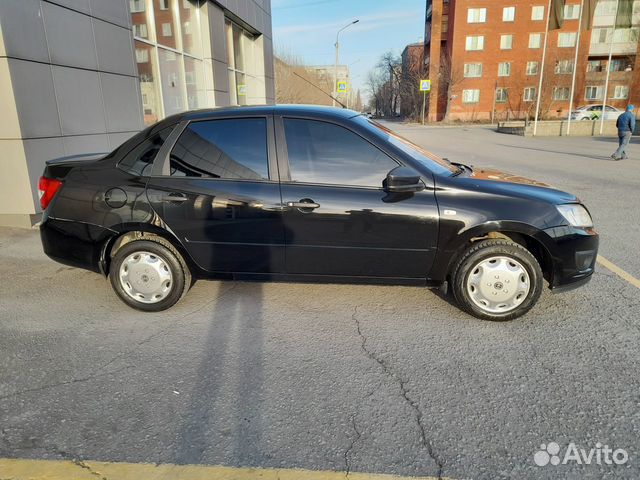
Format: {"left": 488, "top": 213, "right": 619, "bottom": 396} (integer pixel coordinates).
{"left": 428, "top": 219, "right": 557, "bottom": 283}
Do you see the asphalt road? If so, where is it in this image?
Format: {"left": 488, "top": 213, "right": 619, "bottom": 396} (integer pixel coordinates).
{"left": 1, "top": 125, "right": 640, "bottom": 480}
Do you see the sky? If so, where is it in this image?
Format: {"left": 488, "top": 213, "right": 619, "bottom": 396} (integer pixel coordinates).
{"left": 270, "top": 0, "right": 426, "bottom": 104}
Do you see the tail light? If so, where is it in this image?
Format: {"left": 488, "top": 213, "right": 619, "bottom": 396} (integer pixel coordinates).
{"left": 38, "top": 176, "right": 62, "bottom": 210}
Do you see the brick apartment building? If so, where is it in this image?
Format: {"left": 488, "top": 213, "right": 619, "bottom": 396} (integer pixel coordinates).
{"left": 400, "top": 42, "right": 426, "bottom": 116}
{"left": 421, "top": 0, "right": 640, "bottom": 121}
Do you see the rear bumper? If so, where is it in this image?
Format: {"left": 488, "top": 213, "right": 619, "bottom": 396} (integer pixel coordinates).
{"left": 542, "top": 226, "right": 599, "bottom": 293}
{"left": 40, "top": 216, "right": 116, "bottom": 274}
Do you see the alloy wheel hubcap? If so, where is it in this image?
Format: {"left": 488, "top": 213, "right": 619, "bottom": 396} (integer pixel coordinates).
{"left": 466, "top": 256, "right": 530, "bottom": 314}
{"left": 119, "top": 251, "right": 173, "bottom": 304}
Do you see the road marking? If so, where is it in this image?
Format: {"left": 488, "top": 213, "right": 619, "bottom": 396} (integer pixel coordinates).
{"left": 0, "top": 458, "right": 448, "bottom": 480}
{"left": 597, "top": 255, "right": 640, "bottom": 290}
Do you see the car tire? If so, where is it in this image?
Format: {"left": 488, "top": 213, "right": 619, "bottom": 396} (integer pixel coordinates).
{"left": 451, "top": 239, "right": 543, "bottom": 321}
{"left": 109, "top": 239, "right": 191, "bottom": 312}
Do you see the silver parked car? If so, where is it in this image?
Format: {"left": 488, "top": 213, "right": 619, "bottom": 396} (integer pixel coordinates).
{"left": 570, "top": 104, "right": 623, "bottom": 121}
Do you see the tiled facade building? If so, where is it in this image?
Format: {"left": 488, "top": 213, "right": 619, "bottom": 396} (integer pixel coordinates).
{"left": 0, "top": 0, "right": 274, "bottom": 227}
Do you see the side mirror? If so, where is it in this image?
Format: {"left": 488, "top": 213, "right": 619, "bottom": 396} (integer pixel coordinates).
{"left": 384, "top": 166, "right": 425, "bottom": 193}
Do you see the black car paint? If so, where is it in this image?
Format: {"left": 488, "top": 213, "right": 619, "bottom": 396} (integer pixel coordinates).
{"left": 40, "top": 105, "right": 598, "bottom": 291}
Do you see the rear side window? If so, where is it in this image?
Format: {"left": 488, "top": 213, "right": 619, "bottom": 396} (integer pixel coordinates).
{"left": 283, "top": 118, "right": 398, "bottom": 187}
{"left": 118, "top": 127, "right": 173, "bottom": 176}
{"left": 169, "top": 118, "right": 268, "bottom": 180}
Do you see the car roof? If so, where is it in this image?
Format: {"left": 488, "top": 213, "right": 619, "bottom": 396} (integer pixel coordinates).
{"left": 175, "top": 104, "right": 362, "bottom": 122}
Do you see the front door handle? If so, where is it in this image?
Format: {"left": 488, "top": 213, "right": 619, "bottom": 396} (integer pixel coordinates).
{"left": 286, "top": 200, "right": 320, "bottom": 210}
{"left": 162, "top": 194, "right": 189, "bottom": 203}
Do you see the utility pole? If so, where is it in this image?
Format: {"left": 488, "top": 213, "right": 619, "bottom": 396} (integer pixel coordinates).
{"left": 600, "top": 0, "right": 618, "bottom": 135}
{"left": 333, "top": 20, "right": 359, "bottom": 108}
{"left": 533, "top": 0, "right": 553, "bottom": 136}
{"left": 567, "top": 0, "right": 585, "bottom": 136}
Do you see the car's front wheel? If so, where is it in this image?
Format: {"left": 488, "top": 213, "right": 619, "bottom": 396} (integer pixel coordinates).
{"left": 451, "top": 239, "right": 543, "bottom": 321}
{"left": 109, "top": 239, "right": 191, "bottom": 312}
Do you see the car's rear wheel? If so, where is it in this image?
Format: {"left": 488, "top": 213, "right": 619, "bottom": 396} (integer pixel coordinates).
{"left": 109, "top": 239, "right": 191, "bottom": 312}
{"left": 451, "top": 239, "right": 543, "bottom": 321}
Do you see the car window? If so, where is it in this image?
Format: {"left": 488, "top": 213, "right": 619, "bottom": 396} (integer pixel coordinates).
{"left": 118, "top": 126, "right": 173, "bottom": 176}
{"left": 283, "top": 118, "right": 398, "bottom": 187}
{"left": 169, "top": 118, "right": 268, "bottom": 180}
{"left": 605, "top": 106, "right": 616, "bottom": 111}
{"left": 589, "top": 106, "right": 601, "bottom": 111}
{"left": 362, "top": 118, "right": 459, "bottom": 175}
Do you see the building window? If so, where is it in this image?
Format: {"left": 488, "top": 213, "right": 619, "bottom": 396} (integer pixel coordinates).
{"left": 595, "top": 1, "right": 618, "bottom": 15}
{"left": 465, "top": 35, "right": 485, "bottom": 51}
{"left": 564, "top": 4, "right": 581, "bottom": 19}
{"left": 526, "top": 61, "right": 539, "bottom": 75}
{"left": 130, "top": 0, "right": 145, "bottom": 13}
{"left": 555, "top": 59, "right": 574, "bottom": 74}
{"left": 498, "top": 62, "right": 511, "bottom": 76}
{"left": 467, "top": 8, "right": 487, "bottom": 23}
{"left": 558, "top": 32, "right": 577, "bottom": 47}
{"left": 133, "top": 23, "right": 148, "bottom": 39}
{"left": 613, "top": 85, "right": 629, "bottom": 99}
{"left": 529, "top": 33, "right": 542, "bottom": 48}
{"left": 496, "top": 88, "right": 508, "bottom": 103}
{"left": 130, "top": 0, "right": 208, "bottom": 126}
{"left": 135, "top": 48, "right": 149, "bottom": 63}
{"left": 226, "top": 18, "right": 258, "bottom": 106}
{"left": 585, "top": 85, "right": 604, "bottom": 100}
{"left": 532, "top": 6, "right": 545, "bottom": 20}
{"left": 553, "top": 87, "right": 570, "bottom": 100}
{"left": 523, "top": 87, "right": 537, "bottom": 101}
{"left": 464, "top": 63, "right": 483, "bottom": 77}
{"left": 587, "top": 60, "right": 604, "bottom": 72}
{"left": 592, "top": 28, "right": 609, "bottom": 44}
{"left": 500, "top": 34, "right": 513, "bottom": 49}
{"left": 162, "top": 23, "right": 173, "bottom": 37}
{"left": 613, "top": 28, "right": 639, "bottom": 43}
{"left": 462, "top": 89, "right": 480, "bottom": 103}
{"left": 503, "top": 6, "right": 516, "bottom": 22}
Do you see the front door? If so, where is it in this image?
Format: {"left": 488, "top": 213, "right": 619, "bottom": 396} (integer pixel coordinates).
{"left": 146, "top": 117, "right": 285, "bottom": 274}
{"left": 277, "top": 117, "right": 439, "bottom": 279}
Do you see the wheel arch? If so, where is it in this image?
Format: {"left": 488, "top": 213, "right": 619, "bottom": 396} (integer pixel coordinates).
{"left": 99, "top": 224, "right": 200, "bottom": 277}
{"left": 434, "top": 221, "right": 556, "bottom": 285}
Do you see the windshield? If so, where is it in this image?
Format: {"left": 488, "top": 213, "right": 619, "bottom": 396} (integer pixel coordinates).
{"left": 363, "top": 118, "right": 460, "bottom": 175}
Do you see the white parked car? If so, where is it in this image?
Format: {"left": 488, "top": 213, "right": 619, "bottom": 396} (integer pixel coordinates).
{"left": 570, "top": 104, "right": 623, "bottom": 121}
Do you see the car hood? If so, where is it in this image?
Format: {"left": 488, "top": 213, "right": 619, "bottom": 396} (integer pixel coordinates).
{"left": 468, "top": 168, "right": 552, "bottom": 187}
{"left": 444, "top": 167, "right": 578, "bottom": 204}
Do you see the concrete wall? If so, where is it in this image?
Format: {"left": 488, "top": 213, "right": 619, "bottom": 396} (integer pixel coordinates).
{"left": 0, "top": 0, "right": 144, "bottom": 227}
{"left": 0, "top": 0, "right": 275, "bottom": 228}
{"left": 497, "top": 120, "right": 635, "bottom": 137}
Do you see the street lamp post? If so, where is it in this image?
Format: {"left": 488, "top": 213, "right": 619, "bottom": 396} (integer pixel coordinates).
{"left": 333, "top": 19, "right": 359, "bottom": 107}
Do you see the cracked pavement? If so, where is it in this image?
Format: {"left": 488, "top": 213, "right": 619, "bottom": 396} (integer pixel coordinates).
{"left": 1, "top": 126, "right": 640, "bottom": 479}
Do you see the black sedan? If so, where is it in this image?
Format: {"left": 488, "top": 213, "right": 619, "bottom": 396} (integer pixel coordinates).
{"left": 39, "top": 106, "right": 598, "bottom": 320}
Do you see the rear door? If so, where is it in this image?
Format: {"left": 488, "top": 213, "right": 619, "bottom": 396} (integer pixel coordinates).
{"left": 146, "top": 116, "right": 285, "bottom": 274}
{"left": 276, "top": 116, "right": 439, "bottom": 279}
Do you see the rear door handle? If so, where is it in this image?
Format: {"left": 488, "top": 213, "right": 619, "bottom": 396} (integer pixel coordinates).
{"left": 162, "top": 194, "right": 189, "bottom": 202}
{"left": 286, "top": 201, "right": 320, "bottom": 209}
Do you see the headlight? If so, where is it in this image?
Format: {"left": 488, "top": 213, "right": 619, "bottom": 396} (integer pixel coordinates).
{"left": 556, "top": 204, "right": 593, "bottom": 228}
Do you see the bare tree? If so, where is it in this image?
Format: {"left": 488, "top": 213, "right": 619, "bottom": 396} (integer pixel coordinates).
{"left": 440, "top": 51, "right": 465, "bottom": 122}
{"left": 366, "top": 69, "right": 385, "bottom": 115}
{"left": 274, "top": 50, "right": 333, "bottom": 105}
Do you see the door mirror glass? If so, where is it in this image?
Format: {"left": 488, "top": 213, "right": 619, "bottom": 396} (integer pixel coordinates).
{"left": 384, "top": 166, "right": 425, "bottom": 193}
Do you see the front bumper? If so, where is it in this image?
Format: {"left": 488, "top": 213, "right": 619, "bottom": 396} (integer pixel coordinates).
{"left": 541, "top": 225, "right": 599, "bottom": 293}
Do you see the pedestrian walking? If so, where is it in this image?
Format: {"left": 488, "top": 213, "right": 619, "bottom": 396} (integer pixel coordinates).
{"left": 612, "top": 105, "right": 636, "bottom": 161}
